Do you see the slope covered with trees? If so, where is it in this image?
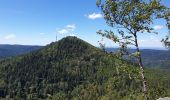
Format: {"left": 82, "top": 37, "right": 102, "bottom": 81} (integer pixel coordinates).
{"left": 0, "top": 45, "right": 42, "bottom": 58}
{"left": 1, "top": 45, "right": 169, "bottom": 69}
{"left": 0, "top": 36, "right": 170, "bottom": 100}
{"left": 96, "top": 0, "right": 170, "bottom": 99}
{"left": 106, "top": 48, "right": 170, "bottom": 69}
{"left": 141, "top": 50, "right": 170, "bottom": 69}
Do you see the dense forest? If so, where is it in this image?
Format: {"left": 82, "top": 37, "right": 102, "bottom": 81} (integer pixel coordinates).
{"left": 0, "top": 45, "right": 42, "bottom": 58}
{"left": 0, "top": 36, "right": 170, "bottom": 100}
{"left": 0, "top": 0, "right": 170, "bottom": 99}
{"left": 106, "top": 48, "right": 170, "bottom": 69}
{"left": 1, "top": 45, "right": 170, "bottom": 69}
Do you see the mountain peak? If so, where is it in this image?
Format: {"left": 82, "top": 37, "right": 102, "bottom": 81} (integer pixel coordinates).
{"left": 61, "top": 36, "right": 78, "bottom": 40}
{"left": 58, "top": 36, "right": 84, "bottom": 43}
{"left": 36, "top": 36, "right": 100, "bottom": 62}
{"left": 45, "top": 36, "right": 97, "bottom": 53}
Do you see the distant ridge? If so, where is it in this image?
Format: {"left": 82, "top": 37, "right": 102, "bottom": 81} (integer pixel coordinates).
{"left": 0, "top": 44, "right": 43, "bottom": 58}
{"left": 106, "top": 48, "right": 170, "bottom": 69}
{"left": 0, "top": 41, "right": 169, "bottom": 69}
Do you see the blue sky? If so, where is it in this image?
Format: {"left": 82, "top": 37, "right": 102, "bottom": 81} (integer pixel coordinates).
{"left": 0, "top": 0, "right": 170, "bottom": 49}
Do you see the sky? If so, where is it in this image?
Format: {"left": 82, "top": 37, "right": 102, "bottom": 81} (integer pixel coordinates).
{"left": 0, "top": 0, "right": 170, "bottom": 49}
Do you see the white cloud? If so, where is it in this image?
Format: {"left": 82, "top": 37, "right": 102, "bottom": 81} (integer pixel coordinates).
{"left": 4, "top": 34, "right": 16, "bottom": 39}
{"left": 153, "top": 25, "right": 163, "bottom": 30}
{"left": 58, "top": 29, "right": 69, "bottom": 34}
{"left": 40, "top": 33, "right": 45, "bottom": 35}
{"left": 66, "top": 24, "right": 76, "bottom": 30}
{"left": 87, "top": 13, "right": 102, "bottom": 20}
{"left": 57, "top": 24, "right": 76, "bottom": 35}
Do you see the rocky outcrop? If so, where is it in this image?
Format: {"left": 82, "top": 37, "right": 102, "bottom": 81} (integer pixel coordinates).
{"left": 157, "top": 97, "right": 170, "bottom": 100}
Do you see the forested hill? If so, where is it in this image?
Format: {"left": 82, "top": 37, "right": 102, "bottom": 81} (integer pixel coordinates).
{"left": 106, "top": 48, "right": 170, "bottom": 69}
{"left": 0, "top": 44, "right": 43, "bottom": 58}
{"left": 141, "top": 49, "right": 170, "bottom": 69}
{"left": 0, "top": 43, "right": 170, "bottom": 69}
{"left": 0, "top": 36, "right": 170, "bottom": 100}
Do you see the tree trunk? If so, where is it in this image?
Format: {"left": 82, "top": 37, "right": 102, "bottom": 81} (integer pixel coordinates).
{"left": 134, "top": 34, "right": 148, "bottom": 100}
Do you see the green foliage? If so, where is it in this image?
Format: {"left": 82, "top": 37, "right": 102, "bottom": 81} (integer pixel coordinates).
{"left": 140, "top": 50, "right": 170, "bottom": 69}
{"left": 96, "top": 0, "right": 170, "bottom": 99}
{"left": 96, "top": 0, "right": 165, "bottom": 33}
{"left": 160, "top": 8, "right": 170, "bottom": 48}
{"left": 47, "top": 92, "right": 67, "bottom": 100}
{"left": 0, "top": 36, "right": 170, "bottom": 100}
{"left": 0, "top": 45, "right": 42, "bottom": 59}
{"left": 96, "top": 0, "right": 168, "bottom": 58}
